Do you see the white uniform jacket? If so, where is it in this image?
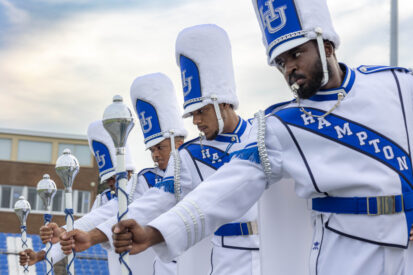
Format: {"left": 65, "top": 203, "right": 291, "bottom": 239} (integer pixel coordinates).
{"left": 147, "top": 64, "right": 413, "bottom": 259}
{"left": 98, "top": 118, "right": 260, "bottom": 259}
{"left": 91, "top": 188, "right": 116, "bottom": 211}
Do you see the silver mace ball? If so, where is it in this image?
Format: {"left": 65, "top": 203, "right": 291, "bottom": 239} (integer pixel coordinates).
{"left": 36, "top": 174, "right": 57, "bottom": 209}
{"left": 55, "top": 149, "right": 79, "bottom": 190}
{"left": 14, "top": 196, "right": 31, "bottom": 225}
{"left": 103, "top": 95, "right": 134, "bottom": 149}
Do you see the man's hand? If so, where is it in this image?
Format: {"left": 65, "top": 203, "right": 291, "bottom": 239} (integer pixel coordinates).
{"left": 112, "top": 219, "right": 164, "bottom": 255}
{"left": 60, "top": 228, "right": 108, "bottom": 255}
{"left": 19, "top": 249, "right": 45, "bottom": 266}
{"left": 410, "top": 225, "right": 413, "bottom": 241}
{"left": 40, "top": 222, "right": 66, "bottom": 244}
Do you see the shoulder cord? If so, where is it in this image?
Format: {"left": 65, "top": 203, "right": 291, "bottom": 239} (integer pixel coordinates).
{"left": 256, "top": 110, "right": 273, "bottom": 189}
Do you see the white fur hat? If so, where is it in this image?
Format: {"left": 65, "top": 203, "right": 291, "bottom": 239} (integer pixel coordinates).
{"left": 87, "top": 120, "right": 136, "bottom": 183}
{"left": 252, "top": 0, "right": 340, "bottom": 65}
{"left": 130, "top": 73, "right": 187, "bottom": 149}
{"left": 175, "top": 24, "right": 239, "bottom": 118}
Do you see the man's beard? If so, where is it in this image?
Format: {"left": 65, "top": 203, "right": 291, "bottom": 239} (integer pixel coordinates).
{"left": 289, "top": 58, "right": 331, "bottom": 99}
{"left": 205, "top": 129, "right": 219, "bottom": 140}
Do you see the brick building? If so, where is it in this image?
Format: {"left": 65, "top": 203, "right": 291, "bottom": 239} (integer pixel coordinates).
{"left": 0, "top": 127, "right": 99, "bottom": 234}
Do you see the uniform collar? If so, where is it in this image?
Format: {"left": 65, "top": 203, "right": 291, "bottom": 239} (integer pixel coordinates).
{"left": 104, "top": 189, "right": 116, "bottom": 200}
{"left": 309, "top": 63, "right": 356, "bottom": 102}
{"left": 215, "top": 117, "right": 247, "bottom": 143}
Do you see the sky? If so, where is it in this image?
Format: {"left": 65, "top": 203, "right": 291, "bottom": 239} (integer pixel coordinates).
{"left": 0, "top": 0, "right": 412, "bottom": 168}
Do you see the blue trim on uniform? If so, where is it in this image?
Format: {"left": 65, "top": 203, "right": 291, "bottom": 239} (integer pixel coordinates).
{"left": 100, "top": 168, "right": 116, "bottom": 178}
{"left": 230, "top": 146, "right": 260, "bottom": 164}
{"left": 273, "top": 114, "right": 323, "bottom": 194}
{"left": 184, "top": 98, "right": 203, "bottom": 108}
{"left": 179, "top": 136, "right": 201, "bottom": 151}
{"left": 357, "top": 65, "right": 410, "bottom": 74}
{"left": 275, "top": 107, "right": 413, "bottom": 187}
{"left": 325, "top": 220, "right": 408, "bottom": 249}
{"left": 265, "top": 100, "right": 294, "bottom": 115}
{"left": 185, "top": 144, "right": 230, "bottom": 170}
{"left": 104, "top": 189, "right": 116, "bottom": 200}
{"left": 312, "top": 195, "right": 408, "bottom": 214}
{"left": 142, "top": 170, "right": 163, "bottom": 188}
{"left": 215, "top": 117, "right": 247, "bottom": 143}
{"left": 214, "top": 222, "right": 253, "bottom": 236}
{"left": 155, "top": 176, "right": 175, "bottom": 194}
{"left": 309, "top": 64, "right": 355, "bottom": 102}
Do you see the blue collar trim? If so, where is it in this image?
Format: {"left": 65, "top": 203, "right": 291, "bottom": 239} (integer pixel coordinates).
{"left": 309, "top": 63, "right": 356, "bottom": 102}
{"left": 215, "top": 117, "right": 246, "bottom": 143}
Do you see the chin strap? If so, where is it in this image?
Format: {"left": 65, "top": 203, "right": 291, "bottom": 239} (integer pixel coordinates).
{"left": 291, "top": 83, "right": 344, "bottom": 119}
{"left": 315, "top": 27, "right": 329, "bottom": 87}
{"left": 289, "top": 27, "right": 343, "bottom": 119}
{"left": 211, "top": 95, "right": 224, "bottom": 134}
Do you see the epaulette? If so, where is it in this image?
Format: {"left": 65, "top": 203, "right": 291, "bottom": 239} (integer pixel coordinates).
{"left": 357, "top": 65, "right": 410, "bottom": 74}
{"left": 178, "top": 136, "right": 200, "bottom": 151}
{"left": 265, "top": 100, "right": 294, "bottom": 116}
{"left": 137, "top": 167, "right": 155, "bottom": 177}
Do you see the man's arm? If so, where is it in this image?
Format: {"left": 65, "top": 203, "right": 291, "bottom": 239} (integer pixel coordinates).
{"left": 19, "top": 249, "right": 45, "bottom": 266}
{"left": 111, "top": 159, "right": 268, "bottom": 258}
{"left": 148, "top": 157, "right": 268, "bottom": 260}
{"left": 119, "top": 118, "right": 284, "bottom": 260}
{"left": 60, "top": 228, "right": 108, "bottom": 255}
{"left": 96, "top": 153, "right": 191, "bottom": 250}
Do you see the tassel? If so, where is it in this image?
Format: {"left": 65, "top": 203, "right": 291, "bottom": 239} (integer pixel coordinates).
{"left": 230, "top": 146, "right": 261, "bottom": 164}
{"left": 155, "top": 179, "right": 175, "bottom": 194}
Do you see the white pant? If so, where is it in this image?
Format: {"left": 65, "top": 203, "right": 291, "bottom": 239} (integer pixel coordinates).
{"left": 311, "top": 214, "right": 407, "bottom": 275}
{"left": 208, "top": 246, "right": 261, "bottom": 275}
{"left": 107, "top": 248, "right": 158, "bottom": 274}
{"left": 404, "top": 244, "right": 413, "bottom": 274}
{"left": 153, "top": 256, "right": 177, "bottom": 275}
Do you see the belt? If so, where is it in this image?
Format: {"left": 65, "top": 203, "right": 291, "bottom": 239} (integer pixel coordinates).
{"left": 214, "top": 221, "right": 258, "bottom": 236}
{"left": 312, "top": 193, "right": 413, "bottom": 215}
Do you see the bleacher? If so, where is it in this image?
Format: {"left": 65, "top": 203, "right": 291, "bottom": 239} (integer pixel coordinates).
{"left": 0, "top": 232, "right": 109, "bottom": 275}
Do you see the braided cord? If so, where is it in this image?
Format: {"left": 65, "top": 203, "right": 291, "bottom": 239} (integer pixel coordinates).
{"left": 116, "top": 172, "right": 130, "bottom": 221}
{"left": 43, "top": 215, "right": 54, "bottom": 275}
{"left": 116, "top": 171, "right": 132, "bottom": 275}
{"left": 64, "top": 208, "right": 75, "bottom": 275}
{"left": 20, "top": 225, "right": 29, "bottom": 273}
{"left": 119, "top": 252, "right": 133, "bottom": 274}
{"left": 256, "top": 111, "right": 272, "bottom": 188}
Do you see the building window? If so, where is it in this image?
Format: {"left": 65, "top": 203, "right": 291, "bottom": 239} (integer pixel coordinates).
{"left": 31, "top": 187, "right": 64, "bottom": 212}
{"left": 58, "top": 144, "right": 92, "bottom": 166}
{"left": 27, "top": 187, "right": 38, "bottom": 212}
{"left": 75, "top": 190, "right": 91, "bottom": 214}
{"left": 52, "top": 190, "right": 64, "bottom": 212}
{"left": 0, "top": 138, "right": 12, "bottom": 160}
{"left": 1, "top": 186, "right": 11, "bottom": 208}
{"left": 17, "top": 140, "right": 52, "bottom": 163}
{"left": 0, "top": 185, "right": 23, "bottom": 208}
{"left": 0, "top": 185, "right": 90, "bottom": 215}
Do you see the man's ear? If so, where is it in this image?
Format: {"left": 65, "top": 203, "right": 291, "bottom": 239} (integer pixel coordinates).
{"left": 324, "top": 41, "right": 334, "bottom": 58}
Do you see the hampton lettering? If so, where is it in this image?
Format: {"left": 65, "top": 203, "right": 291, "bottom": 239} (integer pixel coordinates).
{"left": 300, "top": 112, "right": 409, "bottom": 171}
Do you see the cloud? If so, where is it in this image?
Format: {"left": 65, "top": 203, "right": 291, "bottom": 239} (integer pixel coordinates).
{"left": 0, "top": 0, "right": 412, "bottom": 167}
{"left": 0, "top": 0, "right": 30, "bottom": 24}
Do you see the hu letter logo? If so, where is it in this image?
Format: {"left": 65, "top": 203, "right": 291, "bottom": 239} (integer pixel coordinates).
{"left": 259, "top": 0, "right": 287, "bottom": 34}
{"left": 95, "top": 150, "right": 106, "bottom": 169}
{"left": 139, "top": 111, "right": 153, "bottom": 134}
{"left": 182, "top": 70, "right": 193, "bottom": 97}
